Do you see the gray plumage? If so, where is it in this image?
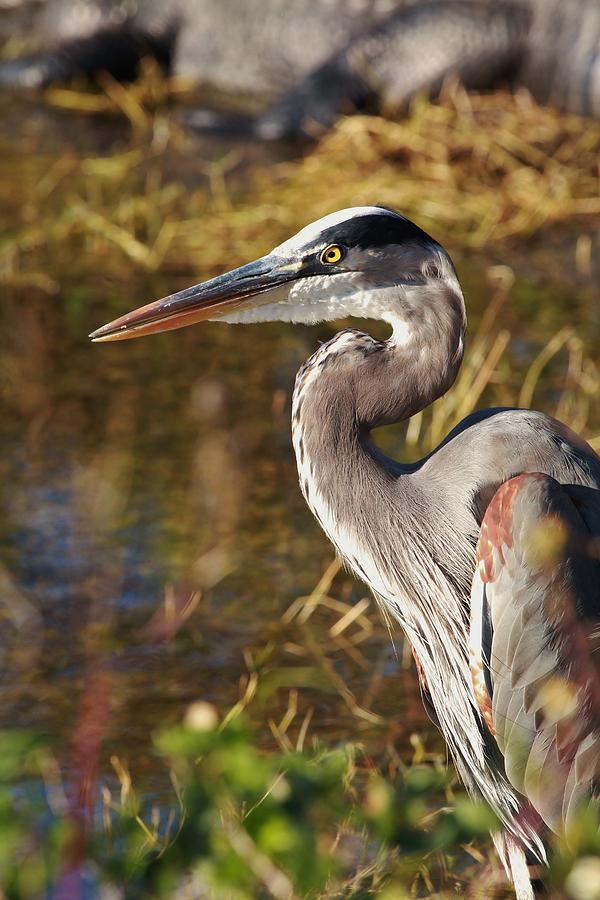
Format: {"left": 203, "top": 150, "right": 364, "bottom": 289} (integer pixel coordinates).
{"left": 473, "top": 476, "right": 600, "bottom": 834}
{"left": 90, "top": 206, "right": 600, "bottom": 899}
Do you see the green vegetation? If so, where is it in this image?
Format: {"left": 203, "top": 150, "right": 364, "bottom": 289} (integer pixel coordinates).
{"left": 0, "top": 711, "right": 498, "bottom": 899}
{"left": 1, "top": 702, "right": 600, "bottom": 898}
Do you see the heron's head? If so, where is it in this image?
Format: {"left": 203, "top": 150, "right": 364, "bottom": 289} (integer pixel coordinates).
{"left": 90, "top": 206, "right": 464, "bottom": 343}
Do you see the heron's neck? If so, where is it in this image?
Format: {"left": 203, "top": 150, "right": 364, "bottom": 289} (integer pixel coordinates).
{"left": 290, "top": 284, "right": 510, "bottom": 811}
{"left": 292, "top": 279, "right": 465, "bottom": 449}
{"left": 291, "top": 277, "right": 467, "bottom": 574}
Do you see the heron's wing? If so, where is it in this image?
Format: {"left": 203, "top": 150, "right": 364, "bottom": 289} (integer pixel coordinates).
{"left": 469, "top": 473, "right": 600, "bottom": 833}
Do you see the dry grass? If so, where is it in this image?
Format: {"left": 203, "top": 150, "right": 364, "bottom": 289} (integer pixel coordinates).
{"left": 2, "top": 85, "right": 600, "bottom": 291}
{"left": 252, "top": 88, "right": 600, "bottom": 246}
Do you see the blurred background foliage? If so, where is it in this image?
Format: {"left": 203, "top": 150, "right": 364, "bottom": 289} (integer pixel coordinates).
{"left": 0, "top": 62, "right": 599, "bottom": 899}
{"left": 0, "top": 709, "right": 502, "bottom": 899}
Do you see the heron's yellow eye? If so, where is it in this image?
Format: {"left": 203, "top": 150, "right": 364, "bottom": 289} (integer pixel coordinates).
{"left": 320, "top": 244, "right": 344, "bottom": 265}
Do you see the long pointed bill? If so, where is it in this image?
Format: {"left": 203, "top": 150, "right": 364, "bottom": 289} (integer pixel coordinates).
{"left": 89, "top": 254, "right": 303, "bottom": 343}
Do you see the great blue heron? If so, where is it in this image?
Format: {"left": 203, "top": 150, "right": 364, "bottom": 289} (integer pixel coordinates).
{"left": 91, "top": 206, "right": 600, "bottom": 898}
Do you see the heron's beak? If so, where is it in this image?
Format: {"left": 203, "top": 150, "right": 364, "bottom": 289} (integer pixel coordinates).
{"left": 89, "top": 254, "right": 303, "bottom": 342}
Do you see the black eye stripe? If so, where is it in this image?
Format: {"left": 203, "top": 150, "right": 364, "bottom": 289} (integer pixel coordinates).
{"left": 314, "top": 213, "right": 435, "bottom": 252}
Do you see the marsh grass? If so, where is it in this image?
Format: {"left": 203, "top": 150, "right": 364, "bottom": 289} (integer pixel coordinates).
{"left": 2, "top": 82, "right": 600, "bottom": 288}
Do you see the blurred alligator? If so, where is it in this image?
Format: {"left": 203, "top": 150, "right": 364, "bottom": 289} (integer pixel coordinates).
{"left": 1, "top": 0, "right": 599, "bottom": 138}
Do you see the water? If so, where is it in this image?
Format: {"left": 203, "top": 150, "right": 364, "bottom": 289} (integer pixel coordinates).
{"left": 1, "top": 98, "right": 599, "bottom": 837}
